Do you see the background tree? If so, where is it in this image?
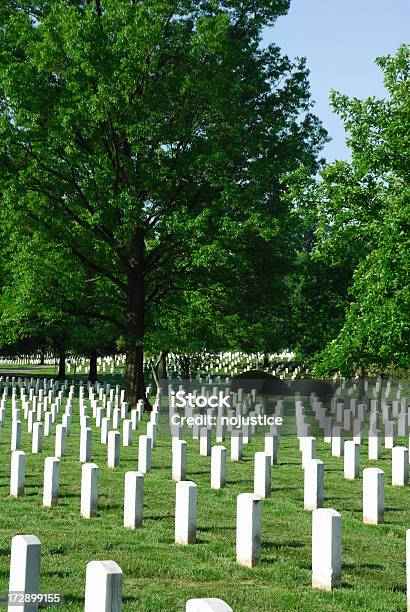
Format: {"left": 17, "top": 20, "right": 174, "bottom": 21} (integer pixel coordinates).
{"left": 299, "top": 46, "right": 410, "bottom": 377}
{"left": 286, "top": 162, "right": 378, "bottom": 366}
{"left": 0, "top": 227, "right": 119, "bottom": 379}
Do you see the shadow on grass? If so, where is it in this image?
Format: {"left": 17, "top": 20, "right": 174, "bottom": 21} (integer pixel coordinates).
{"left": 44, "top": 570, "right": 71, "bottom": 578}
{"left": 226, "top": 479, "right": 253, "bottom": 486}
{"left": 387, "top": 584, "right": 407, "bottom": 594}
{"left": 100, "top": 503, "right": 123, "bottom": 511}
{"left": 49, "top": 547, "right": 66, "bottom": 555}
{"left": 263, "top": 540, "right": 305, "bottom": 550}
{"left": 60, "top": 493, "right": 82, "bottom": 500}
{"left": 343, "top": 562, "right": 384, "bottom": 570}
{"left": 62, "top": 593, "right": 85, "bottom": 605}
{"left": 349, "top": 507, "right": 401, "bottom": 513}
{"left": 145, "top": 513, "right": 174, "bottom": 521}
{"left": 323, "top": 468, "right": 344, "bottom": 472}
{"left": 123, "top": 596, "right": 145, "bottom": 605}
{"left": 199, "top": 526, "right": 235, "bottom": 532}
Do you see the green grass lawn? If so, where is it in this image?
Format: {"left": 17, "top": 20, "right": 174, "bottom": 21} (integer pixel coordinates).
{"left": 0, "top": 364, "right": 126, "bottom": 382}
{"left": 0, "top": 392, "right": 408, "bottom": 611}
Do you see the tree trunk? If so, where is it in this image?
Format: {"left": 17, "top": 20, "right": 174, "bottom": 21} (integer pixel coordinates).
{"left": 88, "top": 350, "right": 98, "bottom": 383}
{"left": 157, "top": 349, "right": 168, "bottom": 380}
{"left": 152, "top": 362, "right": 160, "bottom": 392}
{"left": 357, "top": 365, "right": 366, "bottom": 398}
{"left": 125, "top": 229, "right": 149, "bottom": 410}
{"left": 263, "top": 353, "right": 269, "bottom": 368}
{"left": 152, "top": 350, "right": 168, "bottom": 391}
{"left": 126, "top": 344, "right": 147, "bottom": 409}
{"left": 181, "top": 361, "right": 190, "bottom": 381}
{"left": 57, "top": 348, "right": 66, "bottom": 380}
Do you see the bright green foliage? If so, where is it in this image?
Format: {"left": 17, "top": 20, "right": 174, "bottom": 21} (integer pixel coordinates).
{"left": 311, "top": 46, "right": 410, "bottom": 376}
{"left": 0, "top": 225, "right": 118, "bottom": 368}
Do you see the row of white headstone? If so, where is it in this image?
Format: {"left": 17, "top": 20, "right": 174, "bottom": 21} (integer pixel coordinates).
{"left": 4, "top": 378, "right": 399, "bottom": 531}
{"left": 165, "top": 349, "right": 306, "bottom": 379}
{"left": 7, "top": 534, "right": 233, "bottom": 612}
{"left": 7, "top": 498, "right": 410, "bottom": 611}
{"left": 4, "top": 375, "right": 410, "bottom": 605}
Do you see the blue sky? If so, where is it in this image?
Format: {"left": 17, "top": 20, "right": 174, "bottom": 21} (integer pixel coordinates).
{"left": 264, "top": 0, "right": 410, "bottom": 162}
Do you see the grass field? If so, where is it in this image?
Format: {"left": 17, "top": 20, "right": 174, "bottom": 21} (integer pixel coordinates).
{"left": 0, "top": 389, "right": 409, "bottom": 611}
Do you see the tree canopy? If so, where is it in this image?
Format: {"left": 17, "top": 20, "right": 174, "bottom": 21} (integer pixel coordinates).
{"left": 292, "top": 45, "right": 410, "bottom": 377}
{"left": 0, "top": 0, "right": 326, "bottom": 403}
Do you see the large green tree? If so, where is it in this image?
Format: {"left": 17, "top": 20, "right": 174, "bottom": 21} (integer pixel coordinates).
{"left": 307, "top": 46, "right": 410, "bottom": 377}
{"left": 0, "top": 0, "right": 325, "bottom": 406}
{"left": 287, "top": 162, "right": 378, "bottom": 364}
{"left": 0, "top": 226, "right": 119, "bottom": 379}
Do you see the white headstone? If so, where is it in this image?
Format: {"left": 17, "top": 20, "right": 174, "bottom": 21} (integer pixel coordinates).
{"left": 32, "top": 422, "right": 43, "bottom": 454}
{"left": 231, "top": 430, "right": 243, "bottom": 461}
{"left": 264, "top": 434, "right": 278, "bottom": 465}
{"left": 392, "top": 446, "right": 408, "bottom": 486}
{"left": 385, "top": 421, "right": 395, "bottom": 449}
{"left": 138, "top": 435, "right": 152, "bottom": 474}
{"left": 368, "top": 430, "right": 381, "bottom": 460}
{"left": 253, "top": 452, "right": 271, "bottom": 498}
{"left": 101, "top": 417, "right": 111, "bottom": 444}
{"left": 8, "top": 535, "right": 41, "bottom": 612}
{"left": 84, "top": 560, "right": 122, "bottom": 612}
{"left": 44, "top": 412, "right": 53, "bottom": 436}
{"left": 107, "top": 430, "right": 120, "bottom": 468}
{"left": 216, "top": 419, "right": 226, "bottom": 443}
{"left": 10, "top": 450, "right": 25, "bottom": 497}
{"left": 43, "top": 457, "right": 60, "bottom": 507}
{"left": 352, "top": 418, "right": 362, "bottom": 444}
{"left": 185, "top": 599, "right": 233, "bottom": 612}
{"left": 131, "top": 409, "right": 139, "bottom": 430}
{"left": 312, "top": 508, "right": 341, "bottom": 591}
{"left": 236, "top": 493, "right": 261, "bottom": 567}
{"left": 211, "top": 446, "right": 226, "bottom": 489}
{"left": 81, "top": 463, "right": 99, "bottom": 518}
{"left": 363, "top": 467, "right": 384, "bottom": 524}
{"left": 302, "top": 436, "right": 316, "bottom": 469}
{"left": 175, "top": 481, "right": 197, "bottom": 545}
{"left": 112, "top": 408, "right": 121, "bottom": 429}
{"left": 11, "top": 420, "right": 21, "bottom": 451}
{"left": 122, "top": 419, "right": 133, "bottom": 446}
{"left": 147, "top": 421, "right": 157, "bottom": 447}
{"left": 55, "top": 424, "right": 67, "bottom": 458}
{"left": 80, "top": 427, "right": 92, "bottom": 463}
{"left": 331, "top": 426, "right": 344, "bottom": 457}
{"left": 344, "top": 441, "right": 360, "bottom": 480}
{"left": 304, "top": 459, "right": 324, "bottom": 510}
{"left": 200, "top": 427, "right": 211, "bottom": 457}
{"left": 123, "top": 471, "right": 144, "bottom": 529}
{"left": 172, "top": 440, "right": 187, "bottom": 482}
{"left": 27, "top": 410, "right": 34, "bottom": 433}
